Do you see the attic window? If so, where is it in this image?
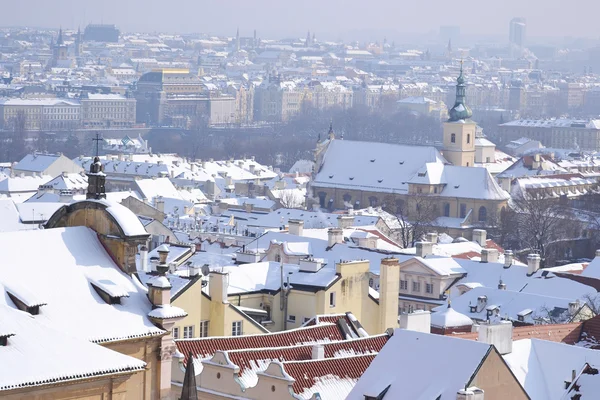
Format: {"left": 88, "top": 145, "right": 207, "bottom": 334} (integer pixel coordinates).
{"left": 370, "top": 159, "right": 376, "bottom": 162}
{"left": 329, "top": 175, "right": 334, "bottom": 179}
{"left": 399, "top": 161, "right": 405, "bottom": 165}
{"left": 349, "top": 177, "right": 354, "bottom": 180}
{"left": 90, "top": 280, "right": 130, "bottom": 305}
{"left": 469, "top": 305, "right": 477, "bottom": 313}
{"left": 378, "top": 179, "right": 383, "bottom": 183}
{"left": 418, "top": 172, "right": 427, "bottom": 177}
{"left": 6, "top": 285, "right": 47, "bottom": 316}
{"left": 454, "top": 185, "right": 460, "bottom": 189}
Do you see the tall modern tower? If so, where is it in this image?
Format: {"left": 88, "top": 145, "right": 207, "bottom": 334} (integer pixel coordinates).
{"left": 509, "top": 18, "right": 526, "bottom": 48}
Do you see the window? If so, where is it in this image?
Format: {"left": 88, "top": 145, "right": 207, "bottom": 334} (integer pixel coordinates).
{"left": 478, "top": 206, "right": 487, "bottom": 222}
{"left": 451, "top": 133, "right": 456, "bottom": 143}
{"left": 369, "top": 278, "right": 374, "bottom": 287}
{"left": 460, "top": 203, "right": 467, "bottom": 218}
{"left": 486, "top": 156, "right": 491, "bottom": 163}
{"left": 199, "top": 320, "right": 209, "bottom": 337}
{"left": 417, "top": 187, "right": 423, "bottom": 194}
{"left": 467, "top": 134, "right": 471, "bottom": 144}
{"left": 412, "top": 281, "right": 420, "bottom": 292}
{"left": 303, "top": 317, "right": 311, "bottom": 324}
{"left": 183, "top": 325, "right": 194, "bottom": 339}
{"left": 425, "top": 283, "right": 434, "bottom": 294}
{"left": 400, "top": 280, "right": 408, "bottom": 290}
{"left": 288, "top": 315, "right": 296, "bottom": 323}
{"left": 173, "top": 327, "right": 180, "bottom": 339}
{"left": 329, "top": 292, "right": 336, "bottom": 307}
{"left": 443, "top": 203, "right": 450, "bottom": 217}
{"left": 232, "top": 321, "right": 243, "bottom": 336}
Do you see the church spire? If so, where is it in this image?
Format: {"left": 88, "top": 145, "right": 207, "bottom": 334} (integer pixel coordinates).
{"left": 87, "top": 133, "right": 106, "bottom": 200}
{"left": 448, "top": 60, "right": 473, "bottom": 122}
{"left": 57, "top": 27, "right": 64, "bottom": 46}
{"left": 180, "top": 352, "right": 198, "bottom": 400}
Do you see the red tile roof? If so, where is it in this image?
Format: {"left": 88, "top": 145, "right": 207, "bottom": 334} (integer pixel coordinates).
{"left": 553, "top": 272, "right": 600, "bottom": 291}
{"left": 282, "top": 354, "right": 377, "bottom": 395}
{"left": 176, "top": 323, "right": 344, "bottom": 364}
{"left": 304, "top": 314, "right": 350, "bottom": 327}
{"left": 449, "top": 322, "right": 583, "bottom": 344}
{"left": 580, "top": 314, "right": 600, "bottom": 348}
{"left": 225, "top": 334, "right": 389, "bottom": 378}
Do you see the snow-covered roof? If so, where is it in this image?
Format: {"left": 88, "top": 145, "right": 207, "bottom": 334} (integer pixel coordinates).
{"left": 347, "top": 329, "right": 492, "bottom": 400}
{"left": 504, "top": 338, "right": 600, "bottom": 400}
{"left": 13, "top": 153, "right": 63, "bottom": 173}
{"left": 414, "top": 256, "right": 467, "bottom": 276}
{"left": 430, "top": 305, "right": 473, "bottom": 328}
{"left": 0, "top": 175, "right": 52, "bottom": 194}
{"left": 39, "top": 173, "right": 87, "bottom": 191}
{"left": 0, "top": 304, "right": 146, "bottom": 392}
{"left": 314, "top": 139, "right": 446, "bottom": 194}
{"left": 0, "top": 227, "right": 164, "bottom": 343}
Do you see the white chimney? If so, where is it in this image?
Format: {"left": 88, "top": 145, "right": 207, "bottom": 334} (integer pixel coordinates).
{"left": 189, "top": 265, "right": 200, "bottom": 277}
{"left": 425, "top": 232, "right": 438, "bottom": 244}
{"left": 481, "top": 248, "right": 498, "bottom": 263}
{"left": 337, "top": 215, "right": 354, "bottom": 229}
{"left": 311, "top": 344, "right": 324, "bottom": 360}
{"left": 288, "top": 219, "right": 304, "bottom": 236}
{"left": 327, "top": 228, "right": 344, "bottom": 247}
{"left": 140, "top": 245, "right": 148, "bottom": 272}
{"left": 456, "top": 387, "right": 485, "bottom": 400}
{"left": 399, "top": 310, "right": 431, "bottom": 333}
{"left": 478, "top": 320, "right": 513, "bottom": 355}
{"left": 498, "top": 280, "right": 506, "bottom": 290}
{"left": 569, "top": 300, "right": 581, "bottom": 316}
{"left": 299, "top": 257, "right": 323, "bottom": 272}
{"left": 504, "top": 250, "right": 513, "bottom": 268}
{"left": 415, "top": 241, "right": 433, "bottom": 258}
{"left": 472, "top": 229, "right": 487, "bottom": 247}
{"left": 477, "top": 295, "right": 487, "bottom": 312}
{"left": 527, "top": 254, "right": 541, "bottom": 275}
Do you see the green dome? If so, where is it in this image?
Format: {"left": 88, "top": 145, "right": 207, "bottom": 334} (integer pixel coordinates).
{"left": 448, "top": 64, "right": 472, "bottom": 121}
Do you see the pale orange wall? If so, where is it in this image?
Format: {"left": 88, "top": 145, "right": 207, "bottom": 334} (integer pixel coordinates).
{"left": 471, "top": 349, "right": 529, "bottom": 400}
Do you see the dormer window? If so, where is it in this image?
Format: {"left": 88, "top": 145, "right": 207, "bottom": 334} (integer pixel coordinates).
{"left": 0, "top": 332, "right": 15, "bottom": 347}
{"left": 6, "top": 284, "right": 47, "bottom": 315}
{"left": 90, "top": 279, "right": 130, "bottom": 305}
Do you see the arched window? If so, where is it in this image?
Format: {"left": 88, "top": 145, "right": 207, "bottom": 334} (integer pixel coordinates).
{"left": 275, "top": 253, "right": 281, "bottom": 262}
{"left": 369, "top": 196, "right": 379, "bottom": 207}
{"left": 467, "top": 134, "right": 471, "bottom": 144}
{"left": 443, "top": 203, "right": 450, "bottom": 217}
{"left": 451, "top": 133, "right": 456, "bottom": 143}
{"left": 478, "top": 206, "right": 487, "bottom": 222}
{"left": 369, "top": 278, "right": 374, "bottom": 288}
{"left": 317, "top": 191, "right": 326, "bottom": 208}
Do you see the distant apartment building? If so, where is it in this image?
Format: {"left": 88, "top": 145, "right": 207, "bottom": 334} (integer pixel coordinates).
{"left": 306, "top": 81, "right": 353, "bottom": 110}
{"left": 0, "top": 98, "right": 80, "bottom": 131}
{"left": 254, "top": 77, "right": 307, "bottom": 122}
{"left": 80, "top": 93, "right": 136, "bottom": 128}
{"left": 499, "top": 119, "right": 600, "bottom": 151}
{"left": 509, "top": 18, "right": 526, "bottom": 48}
{"left": 83, "top": 24, "right": 120, "bottom": 43}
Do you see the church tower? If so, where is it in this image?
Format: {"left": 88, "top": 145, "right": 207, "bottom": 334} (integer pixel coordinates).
{"left": 442, "top": 62, "right": 476, "bottom": 167}
{"left": 75, "top": 26, "right": 83, "bottom": 57}
{"left": 87, "top": 135, "right": 107, "bottom": 200}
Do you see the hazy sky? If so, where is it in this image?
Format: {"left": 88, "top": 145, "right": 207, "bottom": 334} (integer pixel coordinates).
{"left": 2, "top": 0, "right": 598, "bottom": 41}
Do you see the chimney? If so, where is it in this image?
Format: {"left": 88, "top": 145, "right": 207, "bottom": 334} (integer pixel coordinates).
{"left": 569, "top": 300, "right": 581, "bottom": 316}
{"left": 288, "top": 219, "right": 304, "bottom": 236}
{"left": 327, "top": 228, "right": 344, "bottom": 247}
{"left": 596, "top": 249, "right": 600, "bottom": 258}
{"left": 157, "top": 244, "right": 170, "bottom": 266}
{"left": 209, "top": 271, "right": 229, "bottom": 304}
{"left": 399, "top": 310, "right": 431, "bottom": 333}
{"left": 478, "top": 320, "right": 513, "bottom": 355}
{"left": 415, "top": 241, "right": 433, "bottom": 258}
{"left": 337, "top": 215, "right": 354, "bottom": 229}
{"left": 504, "top": 250, "right": 513, "bottom": 268}
{"left": 527, "top": 254, "right": 541, "bottom": 275}
{"left": 456, "top": 387, "right": 485, "bottom": 400}
{"left": 311, "top": 344, "right": 324, "bottom": 360}
{"left": 379, "top": 257, "right": 400, "bottom": 332}
{"left": 472, "top": 229, "right": 487, "bottom": 247}
{"left": 155, "top": 196, "right": 165, "bottom": 213}
{"left": 189, "top": 264, "right": 200, "bottom": 277}
{"left": 425, "top": 232, "right": 438, "bottom": 244}
{"left": 140, "top": 245, "right": 149, "bottom": 272}
{"left": 477, "top": 295, "right": 487, "bottom": 312}
{"left": 498, "top": 279, "right": 506, "bottom": 290}
{"left": 481, "top": 248, "right": 498, "bottom": 263}
{"left": 249, "top": 164, "right": 256, "bottom": 174}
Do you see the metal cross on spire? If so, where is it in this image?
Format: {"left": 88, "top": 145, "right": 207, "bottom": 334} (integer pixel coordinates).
{"left": 92, "top": 132, "right": 102, "bottom": 157}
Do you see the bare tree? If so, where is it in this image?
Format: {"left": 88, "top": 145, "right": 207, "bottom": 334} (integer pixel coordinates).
{"left": 383, "top": 193, "right": 438, "bottom": 248}
{"left": 6, "top": 110, "right": 28, "bottom": 162}
{"left": 510, "top": 192, "right": 583, "bottom": 266}
{"left": 278, "top": 189, "right": 303, "bottom": 209}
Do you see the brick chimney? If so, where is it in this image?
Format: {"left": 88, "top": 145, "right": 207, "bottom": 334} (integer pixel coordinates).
{"left": 379, "top": 257, "right": 400, "bottom": 332}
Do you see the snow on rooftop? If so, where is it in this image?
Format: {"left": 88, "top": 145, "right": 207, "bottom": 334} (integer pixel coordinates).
{"left": 0, "top": 304, "right": 146, "bottom": 392}
{"left": 0, "top": 227, "right": 164, "bottom": 343}
{"left": 430, "top": 305, "right": 473, "bottom": 328}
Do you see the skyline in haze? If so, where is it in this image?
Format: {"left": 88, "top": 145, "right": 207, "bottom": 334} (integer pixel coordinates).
{"left": 3, "top": 0, "right": 600, "bottom": 43}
